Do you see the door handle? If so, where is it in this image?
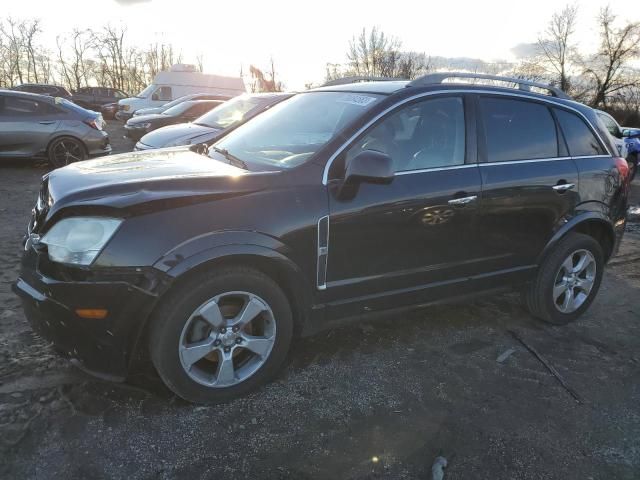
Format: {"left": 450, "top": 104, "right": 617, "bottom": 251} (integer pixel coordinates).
{"left": 552, "top": 183, "right": 575, "bottom": 192}
{"left": 448, "top": 195, "right": 478, "bottom": 206}
{"left": 38, "top": 121, "right": 55, "bottom": 125}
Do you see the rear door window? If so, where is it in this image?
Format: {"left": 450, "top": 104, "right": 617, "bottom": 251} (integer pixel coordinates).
{"left": 555, "top": 109, "right": 606, "bottom": 157}
{"left": 479, "top": 97, "right": 558, "bottom": 162}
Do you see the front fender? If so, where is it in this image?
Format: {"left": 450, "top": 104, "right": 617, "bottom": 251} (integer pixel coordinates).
{"left": 153, "top": 230, "right": 314, "bottom": 330}
{"left": 153, "top": 230, "right": 294, "bottom": 275}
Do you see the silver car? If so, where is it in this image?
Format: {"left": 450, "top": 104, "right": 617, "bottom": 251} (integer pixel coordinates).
{"left": 0, "top": 89, "right": 111, "bottom": 168}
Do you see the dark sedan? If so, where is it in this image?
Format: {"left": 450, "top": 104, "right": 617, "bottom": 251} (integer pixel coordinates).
{"left": 124, "top": 99, "right": 224, "bottom": 141}
{"left": 135, "top": 93, "right": 293, "bottom": 150}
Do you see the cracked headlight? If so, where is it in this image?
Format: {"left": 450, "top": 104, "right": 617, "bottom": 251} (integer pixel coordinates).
{"left": 40, "top": 217, "right": 122, "bottom": 266}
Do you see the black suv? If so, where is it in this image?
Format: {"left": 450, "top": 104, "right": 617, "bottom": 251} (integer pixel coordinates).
{"left": 72, "top": 87, "right": 129, "bottom": 111}
{"left": 14, "top": 73, "right": 630, "bottom": 403}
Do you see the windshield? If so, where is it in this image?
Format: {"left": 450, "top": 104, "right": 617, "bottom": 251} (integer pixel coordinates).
{"left": 136, "top": 84, "right": 155, "bottom": 99}
{"left": 160, "top": 95, "right": 191, "bottom": 111}
{"left": 210, "top": 92, "right": 382, "bottom": 169}
{"left": 196, "top": 95, "right": 262, "bottom": 129}
{"left": 162, "top": 101, "right": 193, "bottom": 116}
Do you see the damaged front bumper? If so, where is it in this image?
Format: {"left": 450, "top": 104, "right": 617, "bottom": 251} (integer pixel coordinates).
{"left": 12, "top": 248, "right": 168, "bottom": 380}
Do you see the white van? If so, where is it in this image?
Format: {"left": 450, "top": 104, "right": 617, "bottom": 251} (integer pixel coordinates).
{"left": 116, "top": 64, "right": 245, "bottom": 120}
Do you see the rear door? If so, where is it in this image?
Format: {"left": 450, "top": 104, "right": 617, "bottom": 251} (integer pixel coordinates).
{"left": 476, "top": 95, "right": 580, "bottom": 275}
{"left": 325, "top": 94, "right": 483, "bottom": 316}
{"left": 0, "top": 95, "right": 61, "bottom": 157}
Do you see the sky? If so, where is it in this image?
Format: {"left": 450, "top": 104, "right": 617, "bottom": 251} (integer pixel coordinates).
{"left": 4, "top": 0, "right": 640, "bottom": 91}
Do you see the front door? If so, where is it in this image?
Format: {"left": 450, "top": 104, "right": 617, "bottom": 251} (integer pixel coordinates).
{"left": 324, "top": 95, "right": 483, "bottom": 317}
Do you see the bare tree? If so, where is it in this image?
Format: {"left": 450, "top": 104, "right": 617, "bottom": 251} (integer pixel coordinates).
{"left": 249, "top": 58, "right": 283, "bottom": 92}
{"left": 347, "top": 27, "right": 401, "bottom": 77}
{"left": 583, "top": 7, "right": 640, "bottom": 108}
{"left": 537, "top": 4, "right": 578, "bottom": 92}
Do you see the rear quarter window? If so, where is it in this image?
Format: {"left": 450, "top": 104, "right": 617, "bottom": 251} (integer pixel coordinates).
{"left": 480, "top": 97, "right": 558, "bottom": 162}
{"left": 554, "top": 109, "right": 606, "bottom": 157}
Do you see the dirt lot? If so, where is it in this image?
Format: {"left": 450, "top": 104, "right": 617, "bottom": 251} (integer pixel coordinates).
{"left": 1, "top": 123, "right": 639, "bottom": 479}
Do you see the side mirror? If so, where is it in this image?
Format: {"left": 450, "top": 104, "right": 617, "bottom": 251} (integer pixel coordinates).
{"left": 344, "top": 150, "right": 394, "bottom": 185}
{"left": 622, "top": 129, "right": 640, "bottom": 139}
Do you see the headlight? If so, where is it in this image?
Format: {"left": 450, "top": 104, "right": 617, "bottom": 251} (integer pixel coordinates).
{"left": 122, "top": 105, "right": 130, "bottom": 111}
{"left": 40, "top": 217, "right": 122, "bottom": 266}
{"left": 136, "top": 122, "right": 151, "bottom": 129}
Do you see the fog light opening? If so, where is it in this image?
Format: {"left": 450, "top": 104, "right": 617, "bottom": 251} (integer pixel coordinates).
{"left": 75, "top": 308, "right": 108, "bottom": 319}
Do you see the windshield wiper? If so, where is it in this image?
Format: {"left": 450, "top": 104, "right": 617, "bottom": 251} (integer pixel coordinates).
{"left": 211, "top": 146, "right": 248, "bottom": 170}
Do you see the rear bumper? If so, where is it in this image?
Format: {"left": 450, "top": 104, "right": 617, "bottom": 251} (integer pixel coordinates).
{"left": 85, "top": 130, "right": 112, "bottom": 157}
{"left": 13, "top": 249, "right": 164, "bottom": 379}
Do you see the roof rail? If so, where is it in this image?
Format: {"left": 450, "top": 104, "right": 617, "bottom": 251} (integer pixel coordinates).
{"left": 406, "top": 72, "right": 571, "bottom": 99}
{"left": 321, "top": 76, "right": 406, "bottom": 87}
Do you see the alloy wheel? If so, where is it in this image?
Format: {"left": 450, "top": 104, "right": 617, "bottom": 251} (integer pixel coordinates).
{"left": 178, "top": 291, "right": 277, "bottom": 388}
{"left": 552, "top": 249, "right": 597, "bottom": 314}
{"left": 51, "top": 139, "right": 84, "bottom": 166}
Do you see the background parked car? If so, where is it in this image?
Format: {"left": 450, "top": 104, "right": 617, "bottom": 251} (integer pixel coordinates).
{"left": 596, "top": 109, "right": 639, "bottom": 179}
{"left": 0, "top": 90, "right": 111, "bottom": 167}
{"left": 621, "top": 127, "right": 640, "bottom": 181}
{"left": 135, "top": 92, "right": 293, "bottom": 150}
{"left": 124, "top": 99, "right": 224, "bottom": 141}
{"left": 72, "top": 87, "right": 129, "bottom": 111}
{"left": 133, "top": 93, "right": 232, "bottom": 117}
{"left": 10, "top": 83, "right": 73, "bottom": 100}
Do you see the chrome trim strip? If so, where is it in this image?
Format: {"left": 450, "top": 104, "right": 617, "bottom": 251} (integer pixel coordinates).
{"left": 316, "top": 215, "right": 329, "bottom": 290}
{"left": 481, "top": 157, "right": 571, "bottom": 166}
{"left": 394, "top": 164, "right": 477, "bottom": 175}
{"left": 322, "top": 89, "right": 611, "bottom": 185}
{"left": 572, "top": 155, "right": 611, "bottom": 159}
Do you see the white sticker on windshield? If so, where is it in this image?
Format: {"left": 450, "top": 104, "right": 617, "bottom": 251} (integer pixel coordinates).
{"left": 336, "top": 94, "right": 377, "bottom": 107}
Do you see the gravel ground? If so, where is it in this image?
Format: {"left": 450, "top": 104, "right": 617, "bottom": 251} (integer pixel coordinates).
{"left": 1, "top": 122, "right": 639, "bottom": 479}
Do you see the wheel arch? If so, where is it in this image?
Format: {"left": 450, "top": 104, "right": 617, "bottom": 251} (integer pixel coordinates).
{"left": 538, "top": 212, "right": 615, "bottom": 265}
{"left": 127, "top": 244, "right": 313, "bottom": 371}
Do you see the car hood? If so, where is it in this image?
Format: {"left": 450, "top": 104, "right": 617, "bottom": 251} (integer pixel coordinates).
{"left": 127, "top": 113, "right": 168, "bottom": 125}
{"left": 45, "top": 148, "right": 276, "bottom": 218}
{"left": 139, "top": 123, "right": 222, "bottom": 148}
{"left": 135, "top": 107, "right": 164, "bottom": 116}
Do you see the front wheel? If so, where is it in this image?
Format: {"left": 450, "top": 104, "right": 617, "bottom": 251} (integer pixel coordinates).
{"left": 523, "top": 232, "right": 604, "bottom": 325}
{"left": 149, "top": 267, "right": 293, "bottom": 403}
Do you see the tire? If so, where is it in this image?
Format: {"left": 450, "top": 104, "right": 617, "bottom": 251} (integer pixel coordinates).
{"left": 149, "top": 267, "right": 293, "bottom": 403}
{"left": 523, "top": 232, "right": 604, "bottom": 325}
{"left": 47, "top": 136, "right": 88, "bottom": 168}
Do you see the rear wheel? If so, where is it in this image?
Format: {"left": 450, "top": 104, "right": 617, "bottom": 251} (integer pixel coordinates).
{"left": 48, "top": 137, "right": 87, "bottom": 168}
{"left": 149, "top": 267, "right": 293, "bottom": 403}
{"left": 524, "top": 232, "right": 604, "bottom": 325}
